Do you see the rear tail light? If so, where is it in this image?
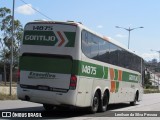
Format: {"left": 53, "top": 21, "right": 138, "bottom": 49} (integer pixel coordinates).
{"left": 17, "top": 69, "right": 20, "bottom": 84}
{"left": 69, "top": 75, "right": 77, "bottom": 90}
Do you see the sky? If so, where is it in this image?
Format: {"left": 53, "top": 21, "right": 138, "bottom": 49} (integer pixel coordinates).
{"left": 1, "top": 0, "right": 160, "bottom": 61}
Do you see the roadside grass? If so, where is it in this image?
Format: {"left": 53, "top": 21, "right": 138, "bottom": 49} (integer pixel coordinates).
{"left": 0, "top": 81, "right": 17, "bottom": 100}
{"left": 0, "top": 93, "right": 17, "bottom": 100}
{"left": 144, "top": 89, "right": 160, "bottom": 94}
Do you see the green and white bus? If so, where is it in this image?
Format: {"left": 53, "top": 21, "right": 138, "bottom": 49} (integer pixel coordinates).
{"left": 17, "top": 21, "right": 144, "bottom": 113}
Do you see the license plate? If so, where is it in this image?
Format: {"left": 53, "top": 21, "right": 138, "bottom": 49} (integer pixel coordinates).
{"left": 38, "top": 86, "right": 49, "bottom": 90}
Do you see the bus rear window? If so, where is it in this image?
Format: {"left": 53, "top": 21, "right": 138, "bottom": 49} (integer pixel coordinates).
{"left": 20, "top": 54, "right": 73, "bottom": 74}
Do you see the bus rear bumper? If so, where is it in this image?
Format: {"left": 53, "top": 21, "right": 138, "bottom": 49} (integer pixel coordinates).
{"left": 17, "top": 85, "right": 77, "bottom": 106}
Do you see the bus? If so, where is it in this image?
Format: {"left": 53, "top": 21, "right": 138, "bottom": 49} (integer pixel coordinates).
{"left": 17, "top": 21, "right": 144, "bottom": 113}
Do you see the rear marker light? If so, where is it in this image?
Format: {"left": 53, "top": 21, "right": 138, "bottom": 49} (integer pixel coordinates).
{"left": 70, "top": 75, "right": 77, "bottom": 90}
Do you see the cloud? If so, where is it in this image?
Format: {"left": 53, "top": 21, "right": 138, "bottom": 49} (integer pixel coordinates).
{"left": 115, "top": 34, "right": 127, "bottom": 38}
{"left": 16, "top": 4, "right": 35, "bottom": 15}
{"left": 97, "top": 25, "right": 103, "bottom": 28}
{"left": 41, "top": 19, "right": 48, "bottom": 21}
{"left": 141, "top": 53, "right": 159, "bottom": 61}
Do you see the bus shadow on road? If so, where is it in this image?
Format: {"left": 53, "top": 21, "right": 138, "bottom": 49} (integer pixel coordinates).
{"left": 0, "top": 103, "right": 138, "bottom": 118}
{"left": 108, "top": 103, "right": 134, "bottom": 110}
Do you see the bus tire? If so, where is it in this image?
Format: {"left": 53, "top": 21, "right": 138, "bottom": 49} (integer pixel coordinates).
{"left": 43, "top": 104, "right": 55, "bottom": 111}
{"left": 130, "top": 92, "right": 138, "bottom": 106}
{"left": 89, "top": 91, "right": 100, "bottom": 113}
{"left": 98, "top": 91, "right": 108, "bottom": 112}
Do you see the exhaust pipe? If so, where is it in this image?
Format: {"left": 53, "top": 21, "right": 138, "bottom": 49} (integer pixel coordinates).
{"left": 25, "top": 95, "right": 30, "bottom": 101}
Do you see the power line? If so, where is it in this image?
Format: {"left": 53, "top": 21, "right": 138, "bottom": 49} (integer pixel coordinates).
{"left": 20, "top": 0, "right": 52, "bottom": 20}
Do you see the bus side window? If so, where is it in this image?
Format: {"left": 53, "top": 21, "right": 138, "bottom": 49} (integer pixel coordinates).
{"left": 98, "top": 39, "right": 110, "bottom": 63}
{"left": 82, "top": 31, "right": 91, "bottom": 58}
{"left": 90, "top": 35, "right": 99, "bottom": 60}
{"left": 109, "top": 44, "right": 118, "bottom": 66}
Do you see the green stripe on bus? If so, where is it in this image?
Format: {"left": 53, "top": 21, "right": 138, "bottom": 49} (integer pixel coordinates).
{"left": 115, "top": 81, "right": 119, "bottom": 93}
{"left": 103, "top": 67, "right": 108, "bottom": 79}
{"left": 114, "top": 69, "right": 118, "bottom": 80}
{"left": 64, "top": 32, "right": 76, "bottom": 47}
{"left": 20, "top": 56, "right": 139, "bottom": 83}
{"left": 75, "top": 61, "right": 108, "bottom": 79}
{"left": 23, "top": 31, "right": 76, "bottom": 47}
{"left": 23, "top": 31, "right": 58, "bottom": 46}
{"left": 122, "top": 71, "right": 139, "bottom": 83}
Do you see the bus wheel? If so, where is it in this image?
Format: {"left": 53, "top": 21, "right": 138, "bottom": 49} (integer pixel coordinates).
{"left": 130, "top": 93, "right": 138, "bottom": 106}
{"left": 89, "top": 92, "right": 99, "bottom": 113}
{"left": 99, "top": 92, "right": 108, "bottom": 112}
{"left": 43, "top": 104, "right": 55, "bottom": 111}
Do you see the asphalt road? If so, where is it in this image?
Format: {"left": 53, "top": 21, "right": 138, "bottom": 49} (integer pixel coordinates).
{"left": 0, "top": 93, "right": 160, "bottom": 120}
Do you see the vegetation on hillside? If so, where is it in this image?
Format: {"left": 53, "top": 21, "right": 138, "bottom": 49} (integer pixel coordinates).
{"left": 144, "top": 58, "right": 160, "bottom": 90}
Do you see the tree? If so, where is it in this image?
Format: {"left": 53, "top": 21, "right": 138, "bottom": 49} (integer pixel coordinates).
{"left": 151, "top": 58, "right": 158, "bottom": 64}
{"left": 144, "top": 70, "right": 152, "bottom": 88}
{"left": 0, "top": 7, "right": 23, "bottom": 84}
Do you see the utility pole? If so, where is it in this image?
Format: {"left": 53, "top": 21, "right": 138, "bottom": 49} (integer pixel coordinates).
{"left": 158, "top": 77, "right": 160, "bottom": 91}
{"left": 115, "top": 26, "right": 143, "bottom": 49}
{"left": 10, "top": 0, "right": 15, "bottom": 96}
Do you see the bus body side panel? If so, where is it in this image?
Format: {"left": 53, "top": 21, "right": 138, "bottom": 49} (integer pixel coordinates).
{"left": 75, "top": 77, "right": 93, "bottom": 107}
{"left": 76, "top": 53, "right": 111, "bottom": 107}
{"left": 111, "top": 70, "right": 142, "bottom": 103}
{"left": 139, "top": 86, "right": 143, "bottom": 101}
